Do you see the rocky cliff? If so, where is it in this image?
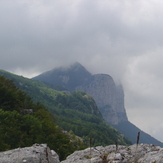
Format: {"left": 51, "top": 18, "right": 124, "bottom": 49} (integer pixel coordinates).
{"left": 76, "top": 74, "right": 128, "bottom": 125}
{"left": 61, "top": 144, "right": 163, "bottom": 163}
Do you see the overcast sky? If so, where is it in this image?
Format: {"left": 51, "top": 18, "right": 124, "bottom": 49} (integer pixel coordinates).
{"left": 1, "top": 0, "right": 163, "bottom": 142}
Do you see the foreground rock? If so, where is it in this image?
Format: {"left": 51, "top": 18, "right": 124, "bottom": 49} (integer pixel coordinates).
{"left": 1, "top": 143, "right": 163, "bottom": 162}
{"left": 0, "top": 144, "right": 60, "bottom": 163}
{"left": 61, "top": 144, "right": 163, "bottom": 163}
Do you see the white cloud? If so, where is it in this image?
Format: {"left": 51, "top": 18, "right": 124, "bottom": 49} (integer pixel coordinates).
{"left": 123, "top": 48, "right": 163, "bottom": 141}
{"left": 124, "top": 48, "right": 163, "bottom": 106}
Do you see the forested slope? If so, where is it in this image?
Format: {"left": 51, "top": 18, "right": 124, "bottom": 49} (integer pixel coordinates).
{"left": 0, "top": 75, "right": 85, "bottom": 160}
{"left": 0, "top": 70, "right": 131, "bottom": 147}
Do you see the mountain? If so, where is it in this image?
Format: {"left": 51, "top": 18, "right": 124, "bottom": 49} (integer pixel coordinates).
{"left": 33, "top": 62, "right": 128, "bottom": 125}
{"left": 0, "top": 69, "right": 131, "bottom": 148}
{"left": 33, "top": 62, "right": 92, "bottom": 91}
{"left": 33, "top": 62, "right": 163, "bottom": 147}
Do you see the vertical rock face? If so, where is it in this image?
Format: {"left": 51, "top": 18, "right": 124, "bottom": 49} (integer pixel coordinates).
{"left": 76, "top": 74, "right": 128, "bottom": 125}
{"left": 115, "top": 85, "right": 128, "bottom": 123}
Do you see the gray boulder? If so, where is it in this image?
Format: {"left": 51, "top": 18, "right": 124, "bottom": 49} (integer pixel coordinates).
{"left": 61, "top": 144, "right": 163, "bottom": 163}
{"left": 2, "top": 143, "right": 163, "bottom": 163}
{"left": 0, "top": 144, "right": 60, "bottom": 163}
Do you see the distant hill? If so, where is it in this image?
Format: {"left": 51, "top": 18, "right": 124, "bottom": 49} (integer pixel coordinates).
{"left": 113, "top": 121, "right": 163, "bottom": 145}
{"left": 33, "top": 62, "right": 163, "bottom": 147}
{"left": 0, "top": 69, "right": 131, "bottom": 147}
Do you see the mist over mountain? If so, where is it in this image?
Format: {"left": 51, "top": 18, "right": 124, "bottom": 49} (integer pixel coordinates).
{"left": 34, "top": 62, "right": 92, "bottom": 91}
{"left": 33, "top": 62, "right": 163, "bottom": 146}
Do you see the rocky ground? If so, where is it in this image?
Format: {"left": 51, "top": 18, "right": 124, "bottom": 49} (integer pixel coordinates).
{"left": 61, "top": 144, "right": 163, "bottom": 163}
{"left": 1, "top": 143, "right": 163, "bottom": 163}
{"left": 0, "top": 144, "right": 60, "bottom": 163}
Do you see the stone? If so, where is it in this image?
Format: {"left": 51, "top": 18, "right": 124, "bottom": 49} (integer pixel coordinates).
{"left": 61, "top": 144, "right": 163, "bottom": 163}
{"left": 0, "top": 144, "right": 60, "bottom": 163}
{"left": 76, "top": 74, "right": 128, "bottom": 125}
{"left": 1, "top": 142, "right": 163, "bottom": 163}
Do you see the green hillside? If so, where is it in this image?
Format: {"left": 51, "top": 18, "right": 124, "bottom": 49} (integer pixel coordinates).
{"left": 0, "top": 70, "right": 131, "bottom": 147}
{"left": 0, "top": 75, "right": 85, "bottom": 160}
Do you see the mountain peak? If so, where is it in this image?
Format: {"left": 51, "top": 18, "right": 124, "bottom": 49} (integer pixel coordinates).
{"left": 69, "top": 62, "right": 83, "bottom": 68}
{"left": 33, "top": 63, "right": 92, "bottom": 91}
{"left": 59, "top": 62, "right": 88, "bottom": 72}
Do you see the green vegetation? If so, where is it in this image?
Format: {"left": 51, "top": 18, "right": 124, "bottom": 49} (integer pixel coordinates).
{"left": 50, "top": 91, "right": 131, "bottom": 146}
{"left": 0, "top": 70, "right": 131, "bottom": 150}
{"left": 0, "top": 76, "right": 85, "bottom": 160}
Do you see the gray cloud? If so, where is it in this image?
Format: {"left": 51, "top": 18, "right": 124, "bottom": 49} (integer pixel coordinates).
{"left": 1, "top": 0, "right": 163, "bottom": 141}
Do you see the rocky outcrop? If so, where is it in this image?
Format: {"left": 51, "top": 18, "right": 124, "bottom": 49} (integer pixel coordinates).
{"left": 61, "top": 144, "right": 163, "bottom": 163}
{"left": 2, "top": 143, "right": 163, "bottom": 163}
{"left": 76, "top": 74, "right": 128, "bottom": 125}
{"left": 0, "top": 144, "right": 60, "bottom": 163}
{"left": 115, "top": 85, "right": 128, "bottom": 123}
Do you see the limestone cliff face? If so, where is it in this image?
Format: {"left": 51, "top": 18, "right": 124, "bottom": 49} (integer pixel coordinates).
{"left": 115, "top": 85, "right": 128, "bottom": 123}
{"left": 76, "top": 74, "right": 128, "bottom": 125}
